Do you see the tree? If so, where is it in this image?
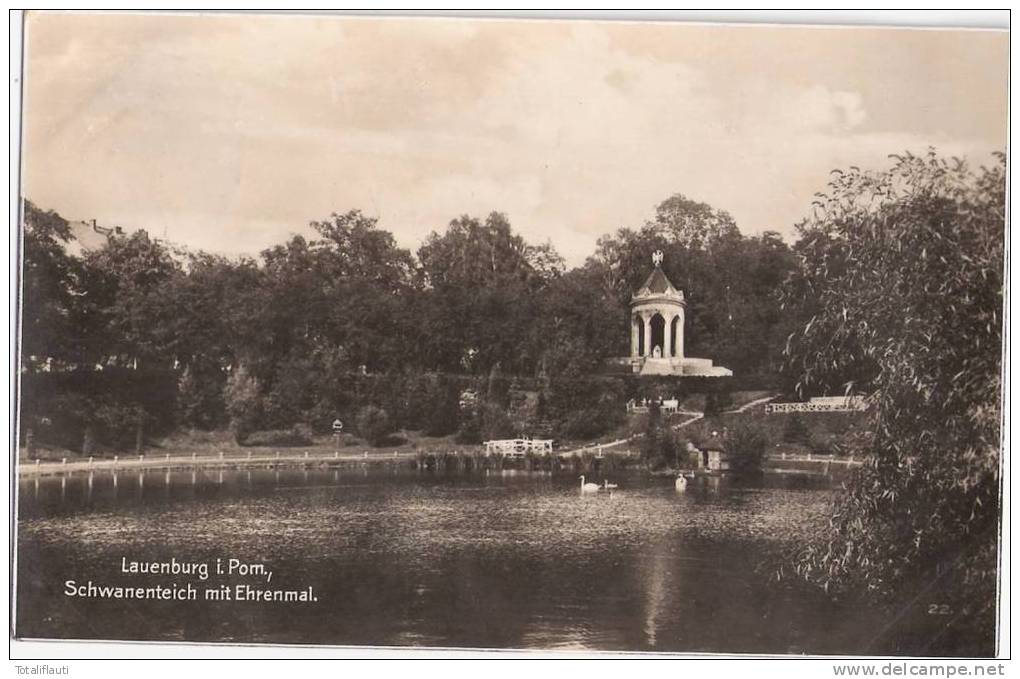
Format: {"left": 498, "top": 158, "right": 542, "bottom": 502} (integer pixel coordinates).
{"left": 640, "top": 402, "right": 678, "bottom": 468}
{"left": 162, "top": 253, "right": 266, "bottom": 429}
{"left": 177, "top": 363, "right": 226, "bottom": 430}
{"left": 82, "top": 230, "right": 183, "bottom": 368}
{"left": 309, "top": 209, "right": 415, "bottom": 290}
{"left": 20, "top": 200, "right": 81, "bottom": 369}
{"left": 423, "top": 376, "right": 460, "bottom": 437}
{"left": 223, "top": 364, "right": 261, "bottom": 444}
{"left": 784, "top": 150, "right": 1005, "bottom": 653}
{"left": 538, "top": 265, "right": 628, "bottom": 377}
{"left": 649, "top": 193, "right": 741, "bottom": 250}
{"left": 258, "top": 211, "right": 416, "bottom": 375}
{"left": 356, "top": 405, "right": 393, "bottom": 447}
{"left": 417, "top": 212, "right": 562, "bottom": 374}
{"left": 479, "top": 401, "right": 514, "bottom": 441}
{"left": 725, "top": 421, "right": 768, "bottom": 476}
{"left": 244, "top": 210, "right": 418, "bottom": 418}
{"left": 165, "top": 253, "right": 261, "bottom": 371}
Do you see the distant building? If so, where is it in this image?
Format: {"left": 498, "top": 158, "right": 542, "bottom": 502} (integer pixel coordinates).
{"left": 64, "top": 219, "right": 124, "bottom": 257}
{"left": 60, "top": 218, "right": 191, "bottom": 269}
{"left": 688, "top": 440, "right": 732, "bottom": 472}
{"left": 702, "top": 443, "right": 732, "bottom": 472}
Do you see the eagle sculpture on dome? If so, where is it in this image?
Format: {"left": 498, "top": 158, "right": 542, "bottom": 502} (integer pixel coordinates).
{"left": 652, "top": 250, "right": 664, "bottom": 266}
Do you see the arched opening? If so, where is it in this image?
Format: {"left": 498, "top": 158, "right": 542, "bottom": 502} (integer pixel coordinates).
{"left": 670, "top": 316, "right": 680, "bottom": 357}
{"left": 650, "top": 314, "right": 665, "bottom": 358}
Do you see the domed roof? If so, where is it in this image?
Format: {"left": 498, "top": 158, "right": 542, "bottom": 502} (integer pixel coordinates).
{"left": 633, "top": 251, "right": 685, "bottom": 304}
{"left": 641, "top": 267, "right": 674, "bottom": 294}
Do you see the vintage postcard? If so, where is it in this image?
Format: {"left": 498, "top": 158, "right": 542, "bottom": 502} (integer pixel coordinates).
{"left": 12, "top": 11, "right": 1008, "bottom": 658}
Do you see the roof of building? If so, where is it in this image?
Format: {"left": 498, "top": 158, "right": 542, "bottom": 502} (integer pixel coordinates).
{"left": 633, "top": 263, "right": 685, "bottom": 302}
{"left": 642, "top": 266, "right": 673, "bottom": 294}
{"left": 61, "top": 220, "right": 123, "bottom": 258}
{"left": 67, "top": 220, "right": 113, "bottom": 253}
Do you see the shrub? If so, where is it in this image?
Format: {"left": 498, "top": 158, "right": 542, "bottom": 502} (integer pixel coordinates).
{"left": 355, "top": 405, "right": 393, "bottom": 447}
{"left": 480, "top": 402, "right": 514, "bottom": 441}
{"left": 93, "top": 403, "right": 148, "bottom": 450}
{"left": 685, "top": 444, "right": 702, "bottom": 469}
{"left": 558, "top": 395, "right": 625, "bottom": 441}
{"left": 703, "top": 392, "right": 721, "bottom": 417}
{"left": 454, "top": 414, "right": 482, "bottom": 444}
{"left": 807, "top": 431, "right": 833, "bottom": 455}
{"left": 27, "top": 392, "right": 91, "bottom": 452}
{"left": 782, "top": 413, "right": 810, "bottom": 444}
{"left": 19, "top": 368, "right": 178, "bottom": 452}
{"left": 293, "top": 422, "right": 314, "bottom": 441}
{"left": 223, "top": 365, "right": 261, "bottom": 444}
{"left": 453, "top": 398, "right": 515, "bottom": 445}
{"left": 261, "top": 356, "right": 316, "bottom": 429}
{"left": 243, "top": 425, "right": 314, "bottom": 447}
{"left": 640, "top": 402, "right": 680, "bottom": 467}
{"left": 423, "top": 378, "right": 460, "bottom": 437}
{"left": 372, "top": 370, "right": 430, "bottom": 432}
{"left": 560, "top": 410, "right": 604, "bottom": 440}
{"left": 725, "top": 423, "right": 769, "bottom": 476}
{"left": 178, "top": 362, "right": 227, "bottom": 430}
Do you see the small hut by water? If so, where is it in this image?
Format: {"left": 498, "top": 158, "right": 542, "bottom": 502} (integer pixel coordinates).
{"left": 695, "top": 440, "right": 732, "bottom": 472}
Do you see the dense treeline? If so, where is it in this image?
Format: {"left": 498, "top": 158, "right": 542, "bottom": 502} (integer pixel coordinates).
{"left": 20, "top": 192, "right": 798, "bottom": 444}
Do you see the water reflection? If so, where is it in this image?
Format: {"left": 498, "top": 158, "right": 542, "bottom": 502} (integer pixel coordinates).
{"left": 16, "top": 467, "right": 881, "bottom": 653}
{"left": 642, "top": 541, "right": 669, "bottom": 647}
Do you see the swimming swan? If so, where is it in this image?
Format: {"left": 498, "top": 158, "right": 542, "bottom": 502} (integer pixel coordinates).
{"left": 579, "top": 475, "right": 601, "bottom": 492}
{"left": 603, "top": 480, "right": 618, "bottom": 490}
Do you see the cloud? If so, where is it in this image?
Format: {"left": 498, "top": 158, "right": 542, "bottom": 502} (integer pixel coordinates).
{"left": 22, "top": 14, "right": 1007, "bottom": 266}
{"left": 796, "top": 86, "right": 867, "bottom": 132}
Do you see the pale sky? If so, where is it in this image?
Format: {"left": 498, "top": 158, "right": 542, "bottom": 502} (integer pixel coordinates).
{"left": 21, "top": 12, "right": 1008, "bottom": 265}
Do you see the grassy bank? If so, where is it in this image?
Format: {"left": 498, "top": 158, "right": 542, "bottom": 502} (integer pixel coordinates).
{"left": 19, "top": 427, "right": 469, "bottom": 463}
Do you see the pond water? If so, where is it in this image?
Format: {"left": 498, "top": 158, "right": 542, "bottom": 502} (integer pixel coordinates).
{"left": 14, "top": 467, "right": 947, "bottom": 654}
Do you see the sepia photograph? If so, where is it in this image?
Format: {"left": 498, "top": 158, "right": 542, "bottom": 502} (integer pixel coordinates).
{"left": 11, "top": 10, "right": 1009, "bottom": 659}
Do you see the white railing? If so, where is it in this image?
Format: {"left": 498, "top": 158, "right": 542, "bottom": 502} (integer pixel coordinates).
{"left": 483, "top": 439, "right": 554, "bottom": 457}
{"left": 627, "top": 398, "right": 680, "bottom": 414}
{"left": 765, "top": 397, "right": 868, "bottom": 413}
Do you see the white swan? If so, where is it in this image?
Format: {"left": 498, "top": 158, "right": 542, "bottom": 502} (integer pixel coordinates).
{"left": 675, "top": 475, "right": 688, "bottom": 492}
{"left": 603, "top": 479, "right": 618, "bottom": 490}
{"left": 579, "top": 475, "right": 601, "bottom": 492}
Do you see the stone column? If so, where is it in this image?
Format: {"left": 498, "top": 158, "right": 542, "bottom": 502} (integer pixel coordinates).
{"left": 643, "top": 313, "right": 653, "bottom": 357}
{"left": 631, "top": 315, "right": 639, "bottom": 357}
{"left": 675, "top": 311, "right": 684, "bottom": 358}
{"left": 664, "top": 314, "right": 674, "bottom": 358}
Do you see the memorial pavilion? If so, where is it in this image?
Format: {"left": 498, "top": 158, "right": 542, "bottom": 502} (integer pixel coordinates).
{"left": 611, "top": 251, "right": 732, "bottom": 377}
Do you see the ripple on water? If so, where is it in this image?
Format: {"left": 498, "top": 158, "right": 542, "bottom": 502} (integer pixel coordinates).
{"left": 16, "top": 469, "right": 844, "bottom": 652}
